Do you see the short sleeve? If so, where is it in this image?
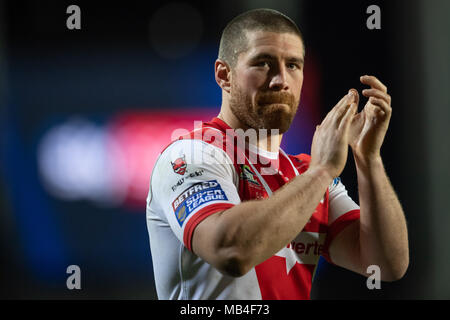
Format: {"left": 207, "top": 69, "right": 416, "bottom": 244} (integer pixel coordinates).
{"left": 147, "top": 139, "right": 241, "bottom": 251}
{"left": 322, "top": 177, "right": 360, "bottom": 263}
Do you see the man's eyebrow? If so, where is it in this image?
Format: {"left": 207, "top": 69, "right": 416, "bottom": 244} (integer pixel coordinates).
{"left": 249, "top": 53, "right": 277, "bottom": 61}
{"left": 287, "top": 56, "right": 304, "bottom": 65}
{"left": 249, "top": 53, "right": 304, "bottom": 65}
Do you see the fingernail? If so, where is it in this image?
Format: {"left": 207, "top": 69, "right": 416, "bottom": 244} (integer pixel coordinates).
{"left": 348, "top": 90, "right": 354, "bottom": 97}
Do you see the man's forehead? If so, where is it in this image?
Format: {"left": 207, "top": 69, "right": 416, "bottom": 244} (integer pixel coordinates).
{"left": 244, "top": 30, "right": 304, "bottom": 58}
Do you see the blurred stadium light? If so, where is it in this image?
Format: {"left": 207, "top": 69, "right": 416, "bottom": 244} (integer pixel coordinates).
{"left": 37, "top": 110, "right": 219, "bottom": 208}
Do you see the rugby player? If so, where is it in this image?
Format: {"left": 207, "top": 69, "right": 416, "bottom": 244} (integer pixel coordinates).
{"left": 146, "top": 8, "right": 409, "bottom": 299}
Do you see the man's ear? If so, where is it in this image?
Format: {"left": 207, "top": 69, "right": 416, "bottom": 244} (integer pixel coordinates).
{"left": 215, "top": 59, "right": 232, "bottom": 94}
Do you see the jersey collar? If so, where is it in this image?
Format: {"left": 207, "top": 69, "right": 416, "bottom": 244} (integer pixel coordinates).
{"left": 206, "top": 117, "right": 280, "bottom": 161}
{"left": 206, "top": 117, "right": 231, "bottom": 132}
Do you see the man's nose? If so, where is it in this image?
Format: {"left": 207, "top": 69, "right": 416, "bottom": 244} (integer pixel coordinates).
{"left": 269, "top": 65, "right": 289, "bottom": 90}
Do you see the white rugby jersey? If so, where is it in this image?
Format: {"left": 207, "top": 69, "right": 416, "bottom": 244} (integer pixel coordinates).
{"left": 146, "top": 117, "right": 360, "bottom": 300}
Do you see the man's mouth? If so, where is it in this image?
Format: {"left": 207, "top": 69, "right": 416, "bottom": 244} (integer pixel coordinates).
{"left": 260, "top": 102, "right": 290, "bottom": 107}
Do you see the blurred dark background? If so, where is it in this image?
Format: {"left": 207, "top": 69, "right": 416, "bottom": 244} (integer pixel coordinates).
{"left": 0, "top": 0, "right": 449, "bottom": 299}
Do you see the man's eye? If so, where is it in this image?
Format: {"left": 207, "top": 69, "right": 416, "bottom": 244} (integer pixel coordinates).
{"left": 287, "top": 63, "right": 299, "bottom": 70}
{"left": 255, "top": 61, "right": 269, "bottom": 67}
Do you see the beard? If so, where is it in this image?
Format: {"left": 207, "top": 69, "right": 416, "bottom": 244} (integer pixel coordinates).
{"left": 229, "top": 81, "right": 299, "bottom": 134}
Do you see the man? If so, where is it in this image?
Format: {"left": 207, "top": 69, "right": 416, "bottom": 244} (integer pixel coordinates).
{"left": 146, "top": 8, "right": 409, "bottom": 300}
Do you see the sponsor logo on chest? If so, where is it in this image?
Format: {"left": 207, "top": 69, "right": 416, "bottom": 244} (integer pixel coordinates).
{"left": 275, "top": 232, "right": 326, "bottom": 271}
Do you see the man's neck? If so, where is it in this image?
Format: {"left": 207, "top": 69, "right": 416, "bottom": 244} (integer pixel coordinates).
{"left": 217, "top": 108, "right": 283, "bottom": 154}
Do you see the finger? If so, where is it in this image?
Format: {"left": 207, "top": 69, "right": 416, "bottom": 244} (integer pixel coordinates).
{"left": 360, "top": 75, "right": 387, "bottom": 93}
{"left": 348, "top": 88, "right": 360, "bottom": 107}
{"left": 338, "top": 102, "right": 357, "bottom": 133}
{"left": 367, "top": 97, "right": 392, "bottom": 118}
{"left": 362, "top": 88, "right": 391, "bottom": 104}
{"left": 330, "top": 91, "right": 356, "bottom": 125}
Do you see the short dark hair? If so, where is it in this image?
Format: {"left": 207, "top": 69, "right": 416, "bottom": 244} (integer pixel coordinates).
{"left": 218, "top": 8, "right": 305, "bottom": 68}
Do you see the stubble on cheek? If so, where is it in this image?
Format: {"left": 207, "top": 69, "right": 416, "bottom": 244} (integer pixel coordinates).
{"left": 229, "top": 81, "right": 262, "bottom": 130}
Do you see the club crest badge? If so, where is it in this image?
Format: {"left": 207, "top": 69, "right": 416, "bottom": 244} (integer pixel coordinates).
{"left": 171, "top": 155, "right": 187, "bottom": 175}
{"left": 240, "top": 164, "right": 260, "bottom": 186}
